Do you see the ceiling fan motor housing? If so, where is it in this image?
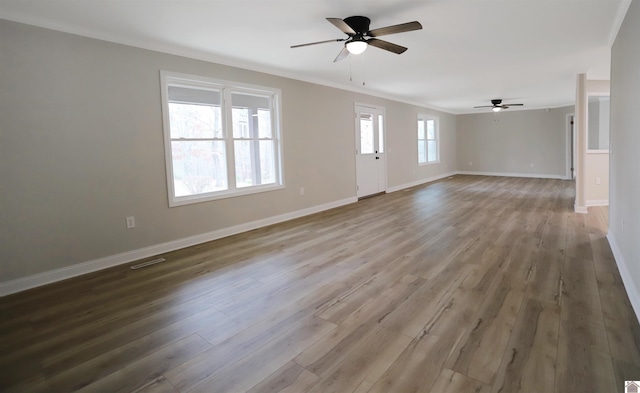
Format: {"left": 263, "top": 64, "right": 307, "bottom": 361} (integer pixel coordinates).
{"left": 344, "top": 16, "right": 371, "bottom": 34}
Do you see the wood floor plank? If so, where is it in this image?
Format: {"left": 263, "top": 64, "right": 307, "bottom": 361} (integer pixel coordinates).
{"left": 367, "top": 333, "right": 458, "bottom": 393}
{"left": 296, "top": 274, "right": 421, "bottom": 376}
{"left": 245, "top": 362, "right": 319, "bottom": 393}
{"left": 132, "top": 376, "right": 178, "bottom": 393}
{"left": 491, "top": 298, "right": 560, "bottom": 393}
{"left": 1, "top": 176, "right": 639, "bottom": 393}
{"left": 446, "top": 273, "right": 525, "bottom": 385}
{"left": 182, "top": 316, "right": 334, "bottom": 393}
{"left": 43, "top": 307, "right": 225, "bottom": 391}
{"left": 76, "top": 333, "right": 212, "bottom": 393}
{"left": 306, "top": 325, "right": 411, "bottom": 393}
{"left": 555, "top": 256, "right": 616, "bottom": 393}
{"left": 164, "top": 311, "right": 332, "bottom": 391}
{"left": 428, "top": 368, "right": 491, "bottom": 393}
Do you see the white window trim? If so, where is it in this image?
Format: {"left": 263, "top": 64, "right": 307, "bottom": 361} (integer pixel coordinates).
{"left": 418, "top": 114, "right": 440, "bottom": 165}
{"left": 160, "top": 71, "right": 284, "bottom": 207}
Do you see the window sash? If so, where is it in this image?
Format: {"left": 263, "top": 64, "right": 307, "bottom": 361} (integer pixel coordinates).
{"left": 161, "top": 72, "right": 283, "bottom": 206}
{"left": 418, "top": 116, "right": 438, "bottom": 164}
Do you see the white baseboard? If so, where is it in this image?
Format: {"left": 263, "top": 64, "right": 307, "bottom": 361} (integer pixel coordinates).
{"left": 586, "top": 199, "right": 609, "bottom": 207}
{"left": 607, "top": 232, "right": 640, "bottom": 325}
{"left": 386, "top": 171, "right": 457, "bottom": 193}
{"left": 456, "top": 171, "right": 566, "bottom": 180}
{"left": 574, "top": 204, "right": 588, "bottom": 214}
{"left": 0, "top": 197, "right": 357, "bottom": 297}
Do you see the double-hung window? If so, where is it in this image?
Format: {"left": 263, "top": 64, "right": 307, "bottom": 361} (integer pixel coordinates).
{"left": 418, "top": 115, "right": 439, "bottom": 164}
{"left": 161, "top": 72, "right": 283, "bottom": 206}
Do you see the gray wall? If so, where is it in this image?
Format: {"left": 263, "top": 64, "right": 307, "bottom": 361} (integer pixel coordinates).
{"left": 456, "top": 107, "right": 573, "bottom": 177}
{"left": 610, "top": 0, "right": 640, "bottom": 317}
{"left": 0, "top": 20, "right": 456, "bottom": 284}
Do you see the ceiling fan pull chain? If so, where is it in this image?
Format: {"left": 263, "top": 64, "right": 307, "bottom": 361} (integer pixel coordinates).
{"left": 362, "top": 52, "right": 366, "bottom": 86}
{"left": 349, "top": 56, "right": 353, "bottom": 82}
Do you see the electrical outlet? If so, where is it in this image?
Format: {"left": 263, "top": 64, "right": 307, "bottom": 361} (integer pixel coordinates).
{"left": 596, "top": 177, "right": 601, "bottom": 185}
{"left": 300, "top": 187, "right": 305, "bottom": 196}
{"left": 469, "top": 161, "right": 472, "bottom": 166}
{"left": 126, "top": 216, "right": 135, "bottom": 229}
{"left": 530, "top": 163, "right": 534, "bottom": 168}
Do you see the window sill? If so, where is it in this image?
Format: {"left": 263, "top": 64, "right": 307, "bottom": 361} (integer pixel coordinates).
{"left": 419, "top": 160, "right": 440, "bottom": 166}
{"left": 169, "top": 183, "right": 285, "bottom": 207}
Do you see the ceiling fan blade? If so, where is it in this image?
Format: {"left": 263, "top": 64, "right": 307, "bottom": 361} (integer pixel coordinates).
{"left": 291, "top": 38, "right": 345, "bottom": 48}
{"left": 326, "top": 18, "right": 356, "bottom": 35}
{"left": 505, "top": 103, "right": 524, "bottom": 106}
{"left": 367, "top": 38, "right": 407, "bottom": 54}
{"left": 333, "top": 46, "right": 350, "bottom": 62}
{"left": 367, "top": 21, "right": 422, "bottom": 37}
{"left": 474, "top": 106, "right": 494, "bottom": 108}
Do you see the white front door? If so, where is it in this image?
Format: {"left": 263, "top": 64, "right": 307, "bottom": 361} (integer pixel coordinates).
{"left": 355, "top": 105, "right": 386, "bottom": 198}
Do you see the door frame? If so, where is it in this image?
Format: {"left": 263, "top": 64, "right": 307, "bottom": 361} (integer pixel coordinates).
{"left": 566, "top": 113, "right": 576, "bottom": 180}
{"left": 354, "top": 102, "right": 387, "bottom": 197}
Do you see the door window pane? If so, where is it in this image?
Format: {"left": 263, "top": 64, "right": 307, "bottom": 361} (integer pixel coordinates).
{"left": 378, "top": 114, "right": 384, "bottom": 153}
{"left": 360, "top": 114, "right": 374, "bottom": 154}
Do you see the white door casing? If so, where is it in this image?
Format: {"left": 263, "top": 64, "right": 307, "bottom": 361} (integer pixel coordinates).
{"left": 355, "top": 104, "right": 386, "bottom": 198}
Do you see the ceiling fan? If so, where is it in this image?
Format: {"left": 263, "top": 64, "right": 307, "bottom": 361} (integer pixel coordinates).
{"left": 291, "top": 16, "right": 422, "bottom": 62}
{"left": 474, "top": 99, "right": 524, "bottom": 112}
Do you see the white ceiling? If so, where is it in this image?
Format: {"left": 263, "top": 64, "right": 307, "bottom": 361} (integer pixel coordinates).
{"left": 0, "top": 0, "right": 630, "bottom": 114}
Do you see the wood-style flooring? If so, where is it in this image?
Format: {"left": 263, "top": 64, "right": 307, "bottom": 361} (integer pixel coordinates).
{"left": 1, "top": 175, "right": 639, "bottom": 392}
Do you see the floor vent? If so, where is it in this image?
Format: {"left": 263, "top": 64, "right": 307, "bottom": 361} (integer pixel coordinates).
{"left": 130, "top": 258, "right": 166, "bottom": 270}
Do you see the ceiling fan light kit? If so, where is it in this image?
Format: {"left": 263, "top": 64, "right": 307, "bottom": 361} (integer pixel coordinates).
{"left": 475, "top": 99, "right": 524, "bottom": 111}
{"left": 291, "top": 15, "right": 422, "bottom": 62}
{"left": 346, "top": 37, "right": 367, "bottom": 55}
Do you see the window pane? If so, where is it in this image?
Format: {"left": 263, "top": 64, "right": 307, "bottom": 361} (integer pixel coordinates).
{"left": 418, "top": 119, "right": 425, "bottom": 140}
{"left": 427, "top": 120, "right": 435, "bottom": 140}
{"left": 169, "top": 102, "right": 222, "bottom": 139}
{"left": 232, "top": 92, "right": 271, "bottom": 138}
{"left": 418, "top": 141, "right": 426, "bottom": 163}
{"left": 360, "top": 114, "right": 374, "bottom": 154}
{"left": 234, "top": 140, "right": 254, "bottom": 188}
{"left": 232, "top": 107, "right": 250, "bottom": 138}
{"left": 378, "top": 114, "right": 384, "bottom": 153}
{"left": 258, "top": 109, "right": 272, "bottom": 138}
{"left": 234, "top": 140, "right": 277, "bottom": 188}
{"left": 171, "top": 141, "right": 227, "bottom": 196}
{"left": 428, "top": 140, "right": 437, "bottom": 162}
{"left": 259, "top": 140, "right": 276, "bottom": 184}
